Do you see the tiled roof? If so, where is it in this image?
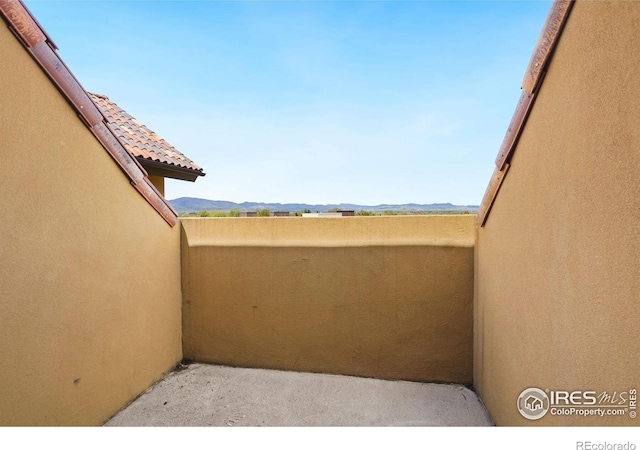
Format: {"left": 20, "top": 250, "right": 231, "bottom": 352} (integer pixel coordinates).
{"left": 89, "top": 93, "right": 204, "bottom": 178}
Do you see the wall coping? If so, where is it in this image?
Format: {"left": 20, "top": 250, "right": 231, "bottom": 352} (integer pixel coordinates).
{"left": 181, "top": 215, "right": 476, "bottom": 248}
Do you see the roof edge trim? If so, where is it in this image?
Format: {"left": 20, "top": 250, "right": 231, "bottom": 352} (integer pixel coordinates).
{"left": 478, "top": 164, "right": 509, "bottom": 227}
{"left": 522, "top": 0, "right": 574, "bottom": 95}
{"left": 30, "top": 42, "right": 103, "bottom": 127}
{"left": 138, "top": 158, "right": 204, "bottom": 182}
{"left": 494, "top": 90, "right": 536, "bottom": 169}
{"left": 137, "top": 156, "right": 205, "bottom": 177}
{"left": 0, "top": 0, "right": 44, "bottom": 47}
{"left": 480, "top": 0, "right": 575, "bottom": 227}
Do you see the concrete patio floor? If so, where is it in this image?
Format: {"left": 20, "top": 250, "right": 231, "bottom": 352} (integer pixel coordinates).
{"left": 105, "top": 363, "right": 493, "bottom": 426}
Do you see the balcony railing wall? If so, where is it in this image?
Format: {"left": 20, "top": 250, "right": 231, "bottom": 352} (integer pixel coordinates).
{"left": 181, "top": 215, "right": 476, "bottom": 384}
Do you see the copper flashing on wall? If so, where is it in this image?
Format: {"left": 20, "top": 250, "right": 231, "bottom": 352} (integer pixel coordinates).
{"left": 91, "top": 123, "right": 149, "bottom": 180}
{"left": 30, "top": 42, "right": 103, "bottom": 127}
{"left": 481, "top": 0, "right": 574, "bottom": 227}
{"left": 0, "top": 0, "right": 179, "bottom": 226}
{"left": 0, "top": 0, "right": 45, "bottom": 47}
{"left": 494, "top": 90, "right": 535, "bottom": 170}
{"left": 133, "top": 178, "right": 178, "bottom": 227}
{"left": 478, "top": 164, "right": 509, "bottom": 227}
{"left": 522, "top": 0, "right": 574, "bottom": 95}
{"left": 92, "top": 122, "right": 178, "bottom": 226}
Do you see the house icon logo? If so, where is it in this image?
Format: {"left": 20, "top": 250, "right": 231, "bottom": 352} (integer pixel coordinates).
{"left": 525, "top": 395, "right": 543, "bottom": 411}
{"left": 517, "top": 387, "right": 549, "bottom": 420}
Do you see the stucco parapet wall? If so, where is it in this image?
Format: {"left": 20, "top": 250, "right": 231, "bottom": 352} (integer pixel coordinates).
{"left": 180, "top": 215, "right": 476, "bottom": 248}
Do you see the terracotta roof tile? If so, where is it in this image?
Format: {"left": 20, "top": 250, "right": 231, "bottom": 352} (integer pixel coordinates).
{"left": 88, "top": 93, "right": 205, "bottom": 177}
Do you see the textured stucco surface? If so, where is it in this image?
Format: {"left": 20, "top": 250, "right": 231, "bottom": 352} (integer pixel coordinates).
{"left": 475, "top": 1, "right": 640, "bottom": 426}
{"left": 182, "top": 215, "right": 476, "bottom": 384}
{"left": 0, "top": 24, "right": 182, "bottom": 425}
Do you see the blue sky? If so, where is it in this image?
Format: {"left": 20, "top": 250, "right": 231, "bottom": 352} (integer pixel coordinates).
{"left": 26, "top": 0, "right": 552, "bottom": 205}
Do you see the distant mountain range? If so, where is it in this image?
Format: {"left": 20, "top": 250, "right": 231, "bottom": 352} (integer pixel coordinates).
{"left": 169, "top": 197, "right": 479, "bottom": 214}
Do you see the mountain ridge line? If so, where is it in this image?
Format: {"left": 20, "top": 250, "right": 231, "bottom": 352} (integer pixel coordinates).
{"left": 169, "top": 197, "right": 479, "bottom": 214}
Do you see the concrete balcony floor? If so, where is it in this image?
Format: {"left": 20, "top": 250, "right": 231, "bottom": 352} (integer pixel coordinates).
{"left": 105, "top": 363, "right": 493, "bottom": 426}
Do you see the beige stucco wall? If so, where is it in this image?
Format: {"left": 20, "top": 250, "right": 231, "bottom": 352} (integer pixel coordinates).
{"left": 182, "top": 215, "right": 475, "bottom": 384}
{"left": 475, "top": 1, "right": 640, "bottom": 426}
{"left": 148, "top": 175, "right": 165, "bottom": 197}
{"left": 0, "top": 24, "right": 182, "bottom": 425}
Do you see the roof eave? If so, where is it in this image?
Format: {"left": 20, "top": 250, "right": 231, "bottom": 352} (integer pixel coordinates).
{"left": 139, "top": 158, "right": 206, "bottom": 183}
